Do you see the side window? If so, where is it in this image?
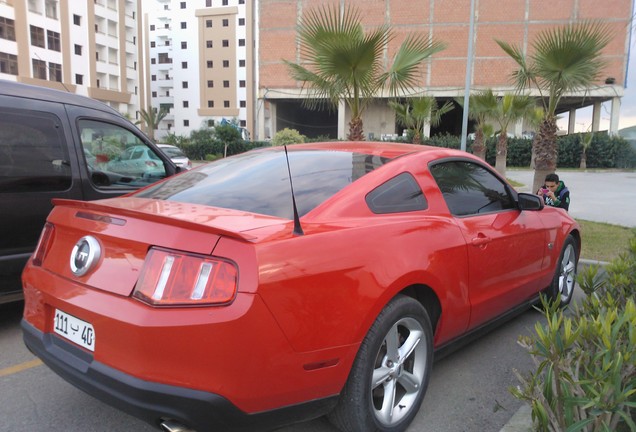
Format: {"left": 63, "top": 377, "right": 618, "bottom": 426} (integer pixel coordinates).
{"left": 0, "top": 109, "right": 71, "bottom": 193}
{"left": 78, "top": 119, "right": 167, "bottom": 188}
{"left": 430, "top": 161, "right": 514, "bottom": 216}
{"left": 366, "top": 173, "right": 427, "bottom": 214}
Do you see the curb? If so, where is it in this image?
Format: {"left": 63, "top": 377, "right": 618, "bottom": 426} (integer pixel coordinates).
{"left": 498, "top": 258, "right": 608, "bottom": 432}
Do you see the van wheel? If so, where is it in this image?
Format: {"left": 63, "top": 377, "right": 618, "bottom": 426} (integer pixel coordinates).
{"left": 328, "top": 295, "right": 433, "bottom": 432}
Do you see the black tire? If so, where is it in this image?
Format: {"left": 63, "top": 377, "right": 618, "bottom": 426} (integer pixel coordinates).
{"left": 545, "top": 234, "right": 578, "bottom": 307}
{"left": 328, "top": 295, "right": 433, "bottom": 432}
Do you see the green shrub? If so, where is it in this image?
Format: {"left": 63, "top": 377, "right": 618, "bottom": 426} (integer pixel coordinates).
{"left": 272, "top": 128, "right": 305, "bottom": 146}
{"left": 511, "top": 237, "right": 636, "bottom": 432}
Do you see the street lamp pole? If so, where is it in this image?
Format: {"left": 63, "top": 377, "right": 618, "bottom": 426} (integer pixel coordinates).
{"left": 460, "top": 0, "right": 477, "bottom": 152}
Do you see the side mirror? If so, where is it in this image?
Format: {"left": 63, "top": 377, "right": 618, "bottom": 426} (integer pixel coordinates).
{"left": 518, "top": 192, "right": 544, "bottom": 211}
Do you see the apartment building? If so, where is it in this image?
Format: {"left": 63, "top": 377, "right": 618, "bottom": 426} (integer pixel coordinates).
{"left": 0, "top": 0, "right": 144, "bottom": 118}
{"left": 257, "top": 0, "right": 634, "bottom": 141}
{"left": 144, "top": 0, "right": 252, "bottom": 140}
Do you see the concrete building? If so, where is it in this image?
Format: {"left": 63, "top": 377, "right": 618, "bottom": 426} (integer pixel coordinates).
{"left": 257, "top": 0, "right": 634, "bottom": 141}
{"left": 0, "top": 0, "right": 144, "bottom": 119}
{"left": 144, "top": 0, "right": 252, "bottom": 140}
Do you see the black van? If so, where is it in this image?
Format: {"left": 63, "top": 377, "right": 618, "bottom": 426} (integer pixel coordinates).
{"left": 0, "top": 80, "right": 180, "bottom": 304}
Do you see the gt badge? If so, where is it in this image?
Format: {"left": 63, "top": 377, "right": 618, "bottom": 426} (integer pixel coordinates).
{"left": 70, "top": 236, "right": 101, "bottom": 276}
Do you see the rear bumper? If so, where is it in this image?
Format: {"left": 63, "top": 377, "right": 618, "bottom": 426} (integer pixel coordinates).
{"left": 22, "top": 320, "right": 337, "bottom": 432}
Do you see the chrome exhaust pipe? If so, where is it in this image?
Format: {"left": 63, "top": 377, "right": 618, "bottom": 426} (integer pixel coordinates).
{"left": 160, "top": 419, "right": 194, "bottom": 432}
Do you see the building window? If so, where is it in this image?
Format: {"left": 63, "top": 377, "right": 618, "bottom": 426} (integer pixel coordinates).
{"left": 182, "top": 61, "right": 187, "bottom": 69}
{"left": 181, "top": 22, "right": 187, "bottom": 29}
{"left": 208, "top": 100, "right": 214, "bottom": 108}
{"left": 0, "top": 52, "right": 18, "bottom": 75}
{"left": 152, "top": 91, "right": 157, "bottom": 97}
{"left": 184, "top": 120, "right": 189, "bottom": 126}
{"left": 75, "top": 74, "right": 83, "bottom": 85}
{"left": 164, "top": 4, "right": 169, "bottom": 10}
{"left": 207, "top": 80, "right": 213, "bottom": 88}
{"left": 183, "top": 101, "right": 189, "bottom": 108}
{"left": 224, "top": 100, "right": 230, "bottom": 108}
{"left": 239, "top": 59, "right": 245, "bottom": 67}
{"left": 182, "top": 81, "right": 188, "bottom": 89}
{"left": 30, "top": 25, "right": 45, "bottom": 48}
{"left": 222, "top": 40, "right": 229, "bottom": 47}
{"left": 238, "top": 39, "right": 245, "bottom": 47}
{"left": 180, "top": 1, "right": 186, "bottom": 8}
{"left": 181, "top": 41, "right": 187, "bottom": 49}
{"left": 206, "top": 40, "right": 213, "bottom": 48}
{"left": 208, "top": 119, "right": 215, "bottom": 127}
{"left": 222, "top": 0, "right": 228, "bottom": 5}
{"left": 223, "top": 80, "right": 230, "bottom": 88}
{"left": 32, "top": 59, "right": 47, "bottom": 79}
{"left": 151, "top": 74, "right": 156, "bottom": 81}
{"left": 239, "top": 18, "right": 245, "bottom": 26}
{"left": 48, "top": 62, "right": 62, "bottom": 82}
{"left": 165, "top": 40, "right": 170, "bottom": 46}
{"left": 0, "top": 17, "right": 16, "bottom": 41}
{"left": 158, "top": 53, "right": 171, "bottom": 63}
{"left": 74, "top": 44, "right": 82, "bottom": 55}
{"left": 240, "top": 100, "right": 246, "bottom": 108}
{"left": 206, "top": 0, "right": 212, "bottom": 6}
{"left": 239, "top": 80, "right": 245, "bottom": 88}
{"left": 223, "top": 60, "right": 229, "bottom": 68}
{"left": 207, "top": 60, "right": 213, "bottom": 68}
{"left": 239, "top": 0, "right": 245, "bottom": 4}
{"left": 240, "top": 120, "right": 246, "bottom": 127}
{"left": 150, "top": 24, "right": 155, "bottom": 31}
{"left": 150, "top": 41, "right": 156, "bottom": 48}
{"left": 73, "top": 14, "right": 81, "bottom": 26}
{"left": 223, "top": 19, "right": 229, "bottom": 27}
{"left": 165, "top": 23, "right": 169, "bottom": 29}
{"left": 45, "top": 0, "right": 57, "bottom": 19}
{"left": 151, "top": 58, "right": 156, "bottom": 64}
{"left": 206, "top": 20, "right": 212, "bottom": 28}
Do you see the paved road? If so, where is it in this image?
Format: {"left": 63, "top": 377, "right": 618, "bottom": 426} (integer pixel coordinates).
{"left": 506, "top": 169, "right": 636, "bottom": 228}
{"left": 1, "top": 298, "right": 549, "bottom": 432}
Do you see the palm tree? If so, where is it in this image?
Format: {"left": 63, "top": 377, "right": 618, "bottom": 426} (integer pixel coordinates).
{"left": 389, "top": 96, "right": 454, "bottom": 144}
{"left": 496, "top": 21, "right": 612, "bottom": 191}
{"left": 487, "top": 92, "right": 537, "bottom": 177}
{"left": 579, "top": 131, "right": 594, "bottom": 169}
{"left": 456, "top": 91, "right": 495, "bottom": 161}
{"left": 138, "top": 107, "right": 168, "bottom": 142}
{"left": 284, "top": 4, "right": 445, "bottom": 141}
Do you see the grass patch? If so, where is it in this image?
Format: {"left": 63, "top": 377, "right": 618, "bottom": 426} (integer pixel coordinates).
{"left": 506, "top": 178, "right": 524, "bottom": 188}
{"left": 576, "top": 219, "right": 636, "bottom": 262}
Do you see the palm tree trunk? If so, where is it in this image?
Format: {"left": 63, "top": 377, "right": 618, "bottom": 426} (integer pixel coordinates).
{"left": 532, "top": 116, "right": 558, "bottom": 193}
{"left": 412, "top": 130, "right": 421, "bottom": 144}
{"left": 473, "top": 130, "right": 486, "bottom": 160}
{"left": 495, "top": 133, "right": 508, "bottom": 178}
{"left": 347, "top": 116, "right": 365, "bottom": 141}
{"left": 579, "top": 148, "right": 587, "bottom": 169}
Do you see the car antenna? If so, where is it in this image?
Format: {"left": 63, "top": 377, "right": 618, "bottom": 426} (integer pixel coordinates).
{"left": 284, "top": 145, "right": 304, "bottom": 236}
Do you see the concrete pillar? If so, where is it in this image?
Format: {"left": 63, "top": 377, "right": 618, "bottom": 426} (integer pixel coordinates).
{"left": 256, "top": 98, "right": 266, "bottom": 141}
{"left": 338, "top": 100, "right": 346, "bottom": 140}
{"left": 609, "top": 97, "right": 621, "bottom": 136}
{"left": 270, "top": 101, "right": 277, "bottom": 139}
{"left": 514, "top": 118, "right": 523, "bottom": 137}
{"left": 568, "top": 109, "right": 576, "bottom": 134}
{"left": 423, "top": 122, "right": 431, "bottom": 139}
{"left": 592, "top": 101, "right": 601, "bottom": 132}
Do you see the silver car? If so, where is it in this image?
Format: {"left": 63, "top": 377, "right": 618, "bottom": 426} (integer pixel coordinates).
{"left": 158, "top": 144, "right": 192, "bottom": 170}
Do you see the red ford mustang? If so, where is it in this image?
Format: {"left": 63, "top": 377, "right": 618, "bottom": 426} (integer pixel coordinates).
{"left": 22, "top": 142, "right": 580, "bottom": 432}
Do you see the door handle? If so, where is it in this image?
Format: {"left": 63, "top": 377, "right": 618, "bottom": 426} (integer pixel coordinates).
{"left": 471, "top": 235, "right": 491, "bottom": 247}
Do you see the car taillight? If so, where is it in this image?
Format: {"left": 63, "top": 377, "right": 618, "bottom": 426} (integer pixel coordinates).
{"left": 133, "top": 247, "right": 238, "bottom": 306}
{"left": 32, "top": 223, "right": 55, "bottom": 267}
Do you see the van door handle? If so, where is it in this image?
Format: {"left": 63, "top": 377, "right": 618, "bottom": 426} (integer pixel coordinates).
{"left": 471, "top": 234, "right": 491, "bottom": 247}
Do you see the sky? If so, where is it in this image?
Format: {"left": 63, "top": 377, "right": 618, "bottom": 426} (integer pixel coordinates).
{"left": 558, "top": 17, "right": 636, "bottom": 132}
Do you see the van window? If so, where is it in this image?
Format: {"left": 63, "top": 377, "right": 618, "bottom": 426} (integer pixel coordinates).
{"left": 78, "top": 119, "right": 167, "bottom": 188}
{"left": 0, "top": 109, "right": 71, "bottom": 193}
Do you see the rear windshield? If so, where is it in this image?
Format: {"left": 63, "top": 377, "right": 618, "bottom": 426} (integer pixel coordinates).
{"left": 161, "top": 147, "right": 186, "bottom": 158}
{"left": 135, "top": 148, "right": 391, "bottom": 218}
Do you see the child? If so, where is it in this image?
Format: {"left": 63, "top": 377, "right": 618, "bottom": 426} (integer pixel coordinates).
{"left": 537, "top": 173, "right": 570, "bottom": 210}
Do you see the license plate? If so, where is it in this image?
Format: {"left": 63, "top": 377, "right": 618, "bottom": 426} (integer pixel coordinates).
{"left": 53, "top": 309, "right": 95, "bottom": 352}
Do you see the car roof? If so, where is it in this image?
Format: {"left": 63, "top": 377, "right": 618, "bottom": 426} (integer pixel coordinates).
{"left": 282, "top": 141, "right": 467, "bottom": 160}
{"left": 0, "top": 79, "right": 121, "bottom": 115}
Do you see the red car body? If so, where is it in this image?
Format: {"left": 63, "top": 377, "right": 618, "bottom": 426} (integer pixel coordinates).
{"left": 22, "top": 142, "right": 580, "bottom": 432}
